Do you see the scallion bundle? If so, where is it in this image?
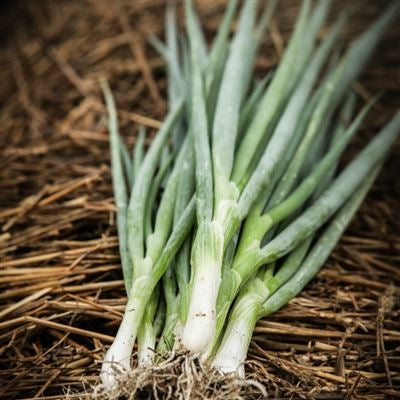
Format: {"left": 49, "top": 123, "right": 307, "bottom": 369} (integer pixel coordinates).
{"left": 99, "top": 0, "right": 399, "bottom": 393}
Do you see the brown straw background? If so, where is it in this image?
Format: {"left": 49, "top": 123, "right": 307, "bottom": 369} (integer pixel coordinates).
{"left": 0, "top": 0, "right": 399, "bottom": 398}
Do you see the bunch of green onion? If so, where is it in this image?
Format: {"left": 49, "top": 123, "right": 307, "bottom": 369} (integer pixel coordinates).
{"left": 100, "top": 0, "right": 400, "bottom": 389}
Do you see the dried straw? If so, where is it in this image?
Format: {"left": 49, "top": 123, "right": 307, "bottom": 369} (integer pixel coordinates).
{"left": 0, "top": 0, "right": 399, "bottom": 398}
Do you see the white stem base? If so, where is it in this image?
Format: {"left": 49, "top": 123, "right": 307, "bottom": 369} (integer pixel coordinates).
{"left": 181, "top": 221, "right": 224, "bottom": 353}
{"left": 212, "top": 287, "right": 266, "bottom": 377}
{"left": 181, "top": 262, "right": 220, "bottom": 352}
{"left": 211, "top": 316, "right": 255, "bottom": 378}
{"left": 138, "top": 322, "right": 156, "bottom": 366}
{"left": 100, "top": 276, "right": 151, "bottom": 388}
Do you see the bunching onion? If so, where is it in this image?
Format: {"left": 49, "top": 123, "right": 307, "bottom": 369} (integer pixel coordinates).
{"left": 99, "top": 0, "right": 399, "bottom": 390}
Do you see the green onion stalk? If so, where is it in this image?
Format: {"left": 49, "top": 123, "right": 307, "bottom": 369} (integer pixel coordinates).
{"left": 181, "top": 0, "right": 324, "bottom": 353}
{"left": 99, "top": 0, "right": 399, "bottom": 391}
{"left": 212, "top": 162, "right": 384, "bottom": 376}
{"left": 206, "top": 4, "right": 399, "bottom": 358}
{"left": 99, "top": 83, "right": 196, "bottom": 386}
{"left": 211, "top": 96, "right": 371, "bottom": 374}
{"left": 182, "top": 0, "right": 398, "bottom": 354}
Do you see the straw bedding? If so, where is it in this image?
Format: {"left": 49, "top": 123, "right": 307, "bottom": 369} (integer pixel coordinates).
{"left": 0, "top": 0, "right": 399, "bottom": 398}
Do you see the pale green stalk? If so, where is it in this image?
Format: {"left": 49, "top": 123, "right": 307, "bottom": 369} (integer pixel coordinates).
{"left": 100, "top": 79, "right": 132, "bottom": 293}
{"left": 209, "top": 99, "right": 350, "bottom": 359}
{"left": 211, "top": 276, "right": 268, "bottom": 376}
{"left": 235, "top": 13, "right": 344, "bottom": 221}
{"left": 166, "top": 3, "right": 186, "bottom": 149}
{"left": 212, "top": 0, "right": 259, "bottom": 208}
{"left": 184, "top": 0, "right": 208, "bottom": 72}
{"left": 238, "top": 113, "right": 400, "bottom": 282}
{"left": 212, "top": 112, "right": 400, "bottom": 358}
{"left": 157, "top": 267, "right": 179, "bottom": 355}
{"left": 310, "top": 92, "right": 357, "bottom": 196}
{"left": 240, "top": 0, "right": 277, "bottom": 99}
{"left": 137, "top": 288, "right": 159, "bottom": 365}
{"left": 138, "top": 137, "right": 195, "bottom": 363}
{"left": 127, "top": 98, "right": 183, "bottom": 276}
{"left": 166, "top": 3, "right": 183, "bottom": 106}
{"left": 101, "top": 90, "right": 189, "bottom": 386}
{"left": 289, "top": 0, "right": 331, "bottom": 87}
{"left": 205, "top": 0, "right": 238, "bottom": 95}
{"left": 174, "top": 140, "right": 195, "bottom": 326}
{"left": 236, "top": 97, "right": 374, "bottom": 256}
{"left": 153, "top": 296, "right": 165, "bottom": 338}
{"left": 133, "top": 126, "right": 145, "bottom": 181}
{"left": 323, "top": 3, "right": 398, "bottom": 117}
{"left": 182, "top": 0, "right": 264, "bottom": 353}
{"left": 237, "top": 74, "right": 271, "bottom": 141}
{"left": 137, "top": 4, "right": 187, "bottom": 355}
{"left": 158, "top": 139, "right": 195, "bottom": 354}
{"left": 101, "top": 197, "right": 195, "bottom": 387}
{"left": 181, "top": 43, "right": 223, "bottom": 350}
{"left": 231, "top": 0, "right": 311, "bottom": 184}
{"left": 144, "top": 152, "right": 174, "bottom": 239}
{"left": 235, "top": 22, "right": 344, "bottom": 257}
{"left": 119, "top": 137, "right": 133, "bottom": 190}
{"left": 184, "top": 1, "right": 339, "bottom": 354}
{"left": 213, "top": 162, "right": 382, "bottom": 375}
{"left": 262, "top": 163, "right": 382, "bottom": 317}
